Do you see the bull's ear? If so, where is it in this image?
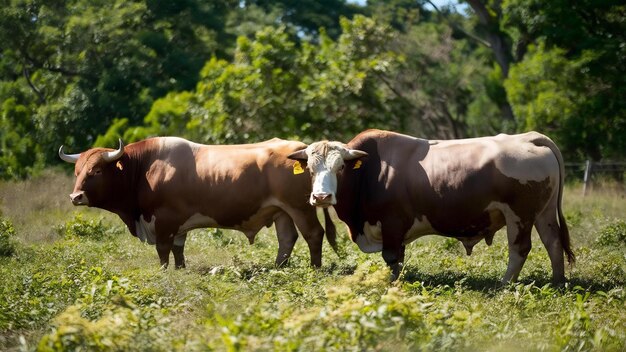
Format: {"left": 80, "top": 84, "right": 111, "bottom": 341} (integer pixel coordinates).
{"left": 345, "top": 149, "right": 368, "bottom": 160}
{"left": 287, "top": 149, "right": 308, "bottom": 161}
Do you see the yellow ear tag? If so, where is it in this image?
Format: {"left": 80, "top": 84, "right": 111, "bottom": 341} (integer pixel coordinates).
{"left": 293, "top": 161, "right": 304, "bottom": 175}
{"left": 116, "top": 161, "right": 124, "bottom": 171}
{"left": 353, "top": 160, "right": 362, "bottom": 169}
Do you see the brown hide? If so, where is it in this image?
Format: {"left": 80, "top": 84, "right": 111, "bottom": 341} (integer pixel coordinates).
{"left": 331, "top": 129, "right": 572, "bottom": 283}
{"left": 65, "top": 137, "right": 328, "bottom": 268}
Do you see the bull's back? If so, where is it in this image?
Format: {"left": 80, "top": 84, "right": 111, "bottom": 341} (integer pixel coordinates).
{"left": 143, "top": 137, "right": 310, "bottom": 227}
{"left": 349, "top": 130, "right": 559, "bottom": 237}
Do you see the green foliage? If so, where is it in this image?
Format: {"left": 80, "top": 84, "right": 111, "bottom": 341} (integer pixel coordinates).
{"left": 596, "top": 220, "right": 626, "bottom": 247}
{"left": 1, "top": 175, "right": 626, "bottom": 350}
{"left": 133, "top": 17, "right": 402, "bottom": 144}
{"left": 54, "top": 214, "right": 120, "bottom": 241}
{"left": 0, "top": 217, "right": 17, "bottom": 257}
{"left": 37, "top": 270, "right": 174, "bottom": 352}
{"left": 0, "top": 90, "right": 43, "bottom": 180}
{"left": 0, "top": 0, "right": 236, "bottom": 178}
{"left": 502, "top": 0, "right": 626, "bottom": 160}
{"left": 2, "top": 0, "right": 624, "bottom": 181}
{"left": 505, "top": 41, "right": 608, "bottom": 160}
{"left": 247, "top": 0, "right": 361, "bottom": 39}
{"left": 388, "top": 21, "right": 504, "bottom": 138}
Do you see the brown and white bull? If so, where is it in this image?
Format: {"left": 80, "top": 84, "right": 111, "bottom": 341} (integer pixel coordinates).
{"left": 59, "top": 137, "right": 336, "bottom": 268}
{"left": 288, "top": 129, "right": 575, "bottom": 284}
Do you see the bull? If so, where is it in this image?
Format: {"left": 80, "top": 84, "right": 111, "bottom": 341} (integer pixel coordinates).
{"left": 59, "top": 137, "right": 335, "bottom": 268}
{"left": 288, "top": 129, "right": 574, "bottom": 284}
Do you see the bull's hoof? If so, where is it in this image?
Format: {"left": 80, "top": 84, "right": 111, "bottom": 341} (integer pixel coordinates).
{"left": 275, "top": 257, "right": 291, "bottom": 268}
{"left": 389, "top": 263, "right": 403, "bottom": 281}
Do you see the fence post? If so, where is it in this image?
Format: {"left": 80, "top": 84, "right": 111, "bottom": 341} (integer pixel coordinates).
{"left": 582, "top": 159, "right": 592, "bottom": 197}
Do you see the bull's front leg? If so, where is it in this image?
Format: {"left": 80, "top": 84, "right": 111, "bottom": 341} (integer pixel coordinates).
{"left": 156, "top": 240, "right": 172, "bottom": 269}
{"left": 381, "top": 221, "right": 407, "bottom": 281}
{"left": 172, "top": 233, "right": 187, "bottom": 269}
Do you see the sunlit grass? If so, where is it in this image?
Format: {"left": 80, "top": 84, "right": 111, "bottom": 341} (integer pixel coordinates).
{"left": 0, "top": 170, "right": 624, "bottom": 351}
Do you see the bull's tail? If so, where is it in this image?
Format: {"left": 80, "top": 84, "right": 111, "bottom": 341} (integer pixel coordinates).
{"left": 323, "top": 208, "right": 338, "bottom": 253}
{"left": 530, "top": 133, "right": 575, "bottom": 264}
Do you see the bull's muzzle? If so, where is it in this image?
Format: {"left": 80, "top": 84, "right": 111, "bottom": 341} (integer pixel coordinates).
{"left": 70, "top": 191, "right": 88, "bottom": 206}
{"left": 310, "top": 193, "right": 334, "bottom": 207}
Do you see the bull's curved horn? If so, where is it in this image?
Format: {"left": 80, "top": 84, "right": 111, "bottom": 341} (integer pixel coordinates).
{"left": 102, "top": 138, "right": 125, "bottom": 162}
{"left": 345, "top": 149, "right": 368, "bottom": 160}
{"left": 287, "top": 149, "right": 308, "bottom": 161}
{"left": 58, "top": 145, "right": 80, "bottom": 163}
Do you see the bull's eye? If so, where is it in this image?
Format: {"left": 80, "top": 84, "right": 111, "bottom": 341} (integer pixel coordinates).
{"left": 338, "top": 164, "right": 345, "bottom": 172}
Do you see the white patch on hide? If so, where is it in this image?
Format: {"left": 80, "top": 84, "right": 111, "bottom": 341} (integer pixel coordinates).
{"left": 403, "top": 216, "right": 434, "bottom": 245}
{"left": 485, "top": 201, "right": 521, "bottom": 225}
{"left": 355, "top": 221, "right": 383, "bottom": 253}
{"left": 136, "top": 215, "right": 157, "bottom": 245}
{"left": 178, "top": 213, "right": 218, "bottom": 234}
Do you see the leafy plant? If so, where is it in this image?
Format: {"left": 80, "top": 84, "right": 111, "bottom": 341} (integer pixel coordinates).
{"left": 596, "top": 220, "right": 626, "bottom": 247}
{"left": 0, "top": 217, "right": 16, "bottom": 256}
{"left": 54, "top": 214, "right": 120, "bottom": 240}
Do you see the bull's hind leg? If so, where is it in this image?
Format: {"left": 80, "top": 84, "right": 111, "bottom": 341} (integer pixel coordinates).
{"left": 534, "top": 206, "right": 566, "bottom": 285}
{"left": 502, "top": 217, "right": 533, "bottom": 284}
{"left": 274, "top": 212, "right": 299, "bottom": 267}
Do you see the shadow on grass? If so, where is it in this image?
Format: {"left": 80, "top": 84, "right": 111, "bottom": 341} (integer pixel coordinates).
{"left": 401, "top": 269, "right": 502, "bottom": 293}
{"left": 401, "top": 268, "right": 626, "bottom": 293}
{"left": 566, "top": 276, "right": 626, "bottom": 292}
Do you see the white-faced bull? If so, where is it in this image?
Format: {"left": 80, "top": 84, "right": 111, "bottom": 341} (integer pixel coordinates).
{"left": 289, "top": 129, "right": 574, "bottom": 284}
{"left": 59, "top": 137, "right": 335, "bottom": 268}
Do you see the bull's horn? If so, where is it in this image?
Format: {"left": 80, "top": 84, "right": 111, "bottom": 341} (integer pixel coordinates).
{"left": 102, "top": 138, "right": 125, "bottom": 162}
{"left": 345, "top": 149, "right": 368, "bottom": 160}
{"left": 58, "top": 145, "right": 80, "bottom": 163}
{"left": 288, "top": 149, "right": 308, "bottom": 161}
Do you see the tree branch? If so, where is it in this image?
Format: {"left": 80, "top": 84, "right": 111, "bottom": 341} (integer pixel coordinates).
{"left": 23, "top": 51, "right": 84, "bottom": 77}
{"left": 425, "top": 0, "right": 492, "bottom": 48}
{"left": 23, "top": 67, "right": 45, "bottom": 104}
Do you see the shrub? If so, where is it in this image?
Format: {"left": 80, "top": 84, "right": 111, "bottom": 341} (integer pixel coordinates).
{"left": 596, "top": 220, "right": 626, "bottom": 247}
{"left": 0, "top": 217, "right": 17, "bottom": 256}
{"left": 55, "top": 214, "right": 117, "bottom": 240}
{"left": 38, "top": 280, "right": 173, "bottom": 351}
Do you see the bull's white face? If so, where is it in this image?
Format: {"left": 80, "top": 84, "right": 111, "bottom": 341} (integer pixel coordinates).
{"left": 289, "top": 141, "right": 367, "bottom": 207}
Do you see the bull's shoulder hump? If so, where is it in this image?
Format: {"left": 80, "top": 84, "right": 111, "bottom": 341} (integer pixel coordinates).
{"left": 351, "top": 128, "right": 410, "bottom": 141}
{"left": 350, "top": 129, "right": 431, "bottom": 148}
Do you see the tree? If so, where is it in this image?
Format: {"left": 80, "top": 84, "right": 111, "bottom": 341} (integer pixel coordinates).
{"left": 503, "top": 0, "right": 626, "bottom": 160}
{"left": 0, "top": 0, "right": 235, "bottom": 178}
{"left": 246, "top": 0, "right": 362, "bottom": 39}
{"left": 114, "top": 16, "right": 402, "bottom": 144}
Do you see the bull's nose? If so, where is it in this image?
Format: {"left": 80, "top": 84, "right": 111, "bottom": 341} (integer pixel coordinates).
{"left": 69, "top": 192, "right": 87, "bottom": 205}
{"left": 311, "top": 193, "right": 334, "bottom": 207}
{"left": 312, "top": 193, "right": 332, "bottom": 202}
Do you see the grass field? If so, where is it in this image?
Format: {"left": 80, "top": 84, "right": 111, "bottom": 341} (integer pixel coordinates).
{"left": 0, "top": 169, "right": 625, "bottom": 351}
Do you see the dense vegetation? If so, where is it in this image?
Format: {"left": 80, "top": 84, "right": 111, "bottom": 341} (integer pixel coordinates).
{"left": 1, "top": 1, "right": 625, "bottom": 350}
{"left": 0, "top": 171, "right": 625, "bottom": 351}
{"left": 1, "top": 0, "right": 625, "bottom": 180}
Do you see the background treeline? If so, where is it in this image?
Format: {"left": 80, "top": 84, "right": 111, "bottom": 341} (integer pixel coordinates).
{"left": 1, "top": 0, "right": 624, "bottom": 180}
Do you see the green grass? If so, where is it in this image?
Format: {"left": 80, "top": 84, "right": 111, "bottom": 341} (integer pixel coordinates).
{"left": 0, "top": 170, "right": 625, "bottom": 351}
